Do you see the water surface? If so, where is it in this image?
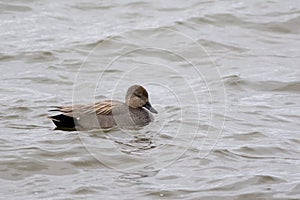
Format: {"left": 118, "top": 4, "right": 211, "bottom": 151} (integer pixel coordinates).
{"left": 1, "top": 0, "right": 300, "bottom": 199}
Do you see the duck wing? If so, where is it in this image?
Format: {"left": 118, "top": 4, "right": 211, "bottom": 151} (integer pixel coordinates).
{"left": 82, "top": 100, "right": 124, "bottom": 115}
{"left": 49, "top": 100, "right": 124, "bottom": 117}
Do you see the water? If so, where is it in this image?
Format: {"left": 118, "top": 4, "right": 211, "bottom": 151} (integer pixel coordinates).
{"left": 1, "top": 0, "right": 300, "bottom": 199}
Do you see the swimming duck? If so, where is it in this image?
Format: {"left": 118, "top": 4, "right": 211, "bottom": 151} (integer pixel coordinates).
{"left": 48, "top": 85, "right": 158, "bottom": 130}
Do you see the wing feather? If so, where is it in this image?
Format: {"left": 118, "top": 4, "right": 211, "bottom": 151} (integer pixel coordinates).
{"left": 49, "top": 100, "right": 123, "bottom": 116}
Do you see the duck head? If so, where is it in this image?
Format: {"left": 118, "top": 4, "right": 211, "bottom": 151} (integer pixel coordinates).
{"left": 125, "top": 85, "right": 158, "bottom": 114}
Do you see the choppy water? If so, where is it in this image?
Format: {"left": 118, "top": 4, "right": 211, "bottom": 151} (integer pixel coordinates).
{"left": 1, "top": 0, "right": 300, "bottom": 199}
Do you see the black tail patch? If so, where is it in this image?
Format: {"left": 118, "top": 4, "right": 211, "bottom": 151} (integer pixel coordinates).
{"left": 49, "top": 114, "right": 77, "bottom": 129}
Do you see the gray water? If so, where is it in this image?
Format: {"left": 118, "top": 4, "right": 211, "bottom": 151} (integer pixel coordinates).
{"left": 1, "top": 0, "right": 300, "bottom": 199}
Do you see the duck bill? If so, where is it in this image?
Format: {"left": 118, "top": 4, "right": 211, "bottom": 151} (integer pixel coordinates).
{"left": 144, "top": 102, "right": 158, "bottom": 114}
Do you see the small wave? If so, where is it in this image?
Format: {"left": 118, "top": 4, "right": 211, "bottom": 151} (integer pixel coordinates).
{"left": 260, "top": 15, "right": 300, "bottom": 34}
{"left": 9, "top": 51, "right": 58, "bottom": 64}
{"left": 0, "top": 3, "right": 32, "bottom": 13}
{"left": 0, "top": 53, "right": 14, "bottom": 61}
{"left": 223, "top": 75, "right": 300, "bottom": 93}
{"left": 197, "top": 39, "right": 248, "bottom": 53}
{"left": 70, "top": 2, "right": 112, "bottom": 11}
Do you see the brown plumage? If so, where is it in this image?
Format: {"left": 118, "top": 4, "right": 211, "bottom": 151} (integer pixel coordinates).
{"left": 48, "top": 85, "right": 158, "bottom": 130}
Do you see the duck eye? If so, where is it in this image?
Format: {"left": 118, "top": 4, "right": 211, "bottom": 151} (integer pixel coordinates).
{"left": 134, "top": 92, "right": 142, "bottom": 98}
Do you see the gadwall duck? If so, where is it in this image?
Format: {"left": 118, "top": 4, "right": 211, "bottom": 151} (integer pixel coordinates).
{"left": 48, "top": 85, "right": 158, "bottom": 130}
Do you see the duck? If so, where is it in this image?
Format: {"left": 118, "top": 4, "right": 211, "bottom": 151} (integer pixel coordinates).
{"left": 48, "top": 85, "right": 158, "bottom": 130}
